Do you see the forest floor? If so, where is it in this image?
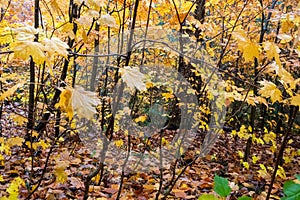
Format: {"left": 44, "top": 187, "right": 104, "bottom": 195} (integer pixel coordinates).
{"left": 0, "top": 104, "right": 299, "bottom": 199}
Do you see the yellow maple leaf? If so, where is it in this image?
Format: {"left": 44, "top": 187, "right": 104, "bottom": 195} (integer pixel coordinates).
{"left": 252, "top": 155, "right": 259, "bottom": 164}
{"left": 100, "top": 14, "right": 117, "bottom": 27}
{"left": 281, "top": 14, "right": 294, "bottom": 33}
{"left": 114, "top": 139, "right": 124, "bottom": 148}
{"left": 242, "top": 161, "right": 249, "bottom": 169}
{"left": 6, "top": 177, "right": 25, "bottom": 200}
{"left": 258, "top": 80, "right": 282, "bottom": 103}
{"left": 276, "top": 166, "right": 286, "bottom": 179}
{"left": 9, "top": 114, "right": 27, "bottom": 126}
{"left": 162, "top": 92, "right": 174, "bottom": 100}
{"left": 120, "top": 66, "right": 146, "bottom": 91}
{"left": 7, "top": 137, "right": 24, "bottom": 147}
{"left": 0, "top": 143, "right": 10, "bottom": 155}
{"left": 290, "top": 94, "right": 300, "bottom": 108}
{"left": 12, "top": 41, "right": 46, "bottom": 64}
{"left": 243, "top": 41, "right": 260, "bottom": 62}
{"left": 263, "top": 42, "right": 281, "bottom": 66}
{"left": 36, "top": 140, "right": 50, "bottom": 150}
{"left": 54, "top": 161, "right": 68, "bottom": 183}
{"left": 233, "top": 30, "right": 260, "bottom": 62}
{"left": 267, "top": 62, "right": 295, "bottom": 90}
{"left": 257, "top": 164, "right": 270, "bottom": 179}
{"left": 135, "top": 115, "right": 147, "bottom": 123}
{"left": 55, "top": 87, "right": 74, "bottom": 120}
{"left": 42, "top": 37, "right": 69, "bottom": 58}
{"left": 0, "top": 81, "right": 25, "bottom": 102}
{"left": 72, "top": 86, "right": 100, "bottom": 120}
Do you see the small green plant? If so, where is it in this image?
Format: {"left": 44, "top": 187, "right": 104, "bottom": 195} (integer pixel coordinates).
{"left": 281, "top": 174, "right": 300, "bottom": 200}
{"left": 198, "top": 174, "right": 251, "bottom": 200}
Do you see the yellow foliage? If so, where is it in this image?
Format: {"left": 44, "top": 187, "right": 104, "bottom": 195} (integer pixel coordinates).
{"left": 242, "top": 162, "right": 249, "bottom": 169}
{"left": 252, "top": 155, "right": 259, "bottom": 164}
{"left": 257, "top": 164, "right": 270, "bottom": 179}
{"left": 0, "top": 81, "right": 25, "bottom": 102}
{"left": 233, "top": 30, "right": 260, "bottom": 62}
{"left": 12, "top": 41, "right": 46, "bottom": 65}
{"left": 5, "top": 177, "right": 25, "bottom": 200}
{"left": 135, "top": 115, "right": 147, "bottom": 123}
{"left": 276, "top": 166, "right": 286, "bottom": 179}
{"left": 9, "top": 114, "right": 27, "bottom": 126}
{"left": 7, "top": 137, "right": 24, "bottom": 147}
{"left": 263, "top": 42, "right": 281, "bottom": 66}
{"left": 42, "top": 37, "right": 69, "bottom": 59}
{"left": 290, "top": 94, "right": 300, "bottom": 108}
{"left": 55, "top": 87, "right": 74, "bottom": 120}
{"left": 54, "top": 161, "right": 69, "bottom": 183}
{"left": 114, "top": 139, "right": 124, "bottom": 148}
{"left": 258, "top": 80, "right": 282, "bottom": 103}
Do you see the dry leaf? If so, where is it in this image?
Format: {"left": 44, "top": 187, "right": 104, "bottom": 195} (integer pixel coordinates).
{"left": 119, "top": 66, "right": 146, "bottom": 91}
{"left": 100, "top": 14, "right": 117, "bottom": 27}
{"left": 72, "top": 86, "right": 100, "bottom": 119}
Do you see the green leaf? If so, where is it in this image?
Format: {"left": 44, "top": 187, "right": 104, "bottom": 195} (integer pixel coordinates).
{"left": 238, "top": 196, "right": 252, "bottom": 200}
{"left": 198, "top": 194, "right": 219, "bottom": 200}
{"left": 213, "top": 174, "right": 232, "bottom": 197}
{"left": 281, "top": 180, "right": 300, "bottom": 200}
{"left": 295, "top": 174, "right": 300, "bottom": 181}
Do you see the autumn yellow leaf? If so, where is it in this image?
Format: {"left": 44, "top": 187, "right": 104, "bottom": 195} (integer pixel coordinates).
{"left": 72, "top": 86, "right": 101, "bottom": 120}
{"left": 6, "top": 177, "right": 25, "bottom": 200}
{"left": 0, "top": 81, "right": 25, "bottom": 102}
{"left": 276, "top": 166, "right": 286, "bottom": 179}
{"left": 252, "top": 155, "right": 259, "bottom": 164}
{"left": 258, "top": 80, "right": 282, "bottom": 103}
{"left": 55, "top": 87, "right": 74, "bottom": 120}
{"left": 114, "top": 139, "right": 124, "bottom": 148}
{"left": 162, "top": 92, "right": 174, "bottom": 100}
{"left": 257, "top": 164, "right": 270, "bottom": 179}
{"left": 42, "top": 37, "right": 69, "bottom": 58}
{"left": 233, "top": 30, "right": 260, "bottom": 62}
{"left": 100, "top": 14, "right": 117, "bottom": 27}
{"left": 263, "top": 42, "right": 281, "bottom": 66}
{"left": 267, "top": 62, "right": 295, "bottom": 90}
{"left": 242, "top": 161, "right": 249, "bottom": 169}
{"left": 9, "top": 113, "right": 27, "bottom": 126}
{"left": 54, "top": 161, "right": 69, "bottom": 183}
{"left": 290, "top": 94, "right": 300, "bottom": 108}
{"left": 120, "top": 66, "right": 146, "bottom": 91}
{"left": 12, "top": 41, "right": 46, "bottom": 64}
{"left": 135, "top": 115, "right": 147, "bottom": 123}
{"left": 7, "top": 137, "right": 24, "bottom": 147}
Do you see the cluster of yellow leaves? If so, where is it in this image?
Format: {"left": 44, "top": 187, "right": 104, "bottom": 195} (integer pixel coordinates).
{"left": 259, "top": 61, "right": 300, "bottom": 109}
{"left": 0, "top": 177, "right": 25, "bottom": 200}
{"left": 257, "top": 164, "right": 286, "bottom": 180}
{"left": 55, "top": 86, "right": 100, "bottom": 120}
{"left": 258, "top": 80, "right": 282, "bottom": 103}
{"left": 0, "top": 137, "right": 24, "bottom": 156}
{"left": 25, "top": 139, "right": 50, "bottom": 150}
{"left": 231, "top": 125, "right": 251, "bottom": 140}
{"left": 263, "top": 132, "right": 277, "bottom": 153}
{"left": 134, "top": 115, "right": 147, "bottom": 123}
{"left": 4, "top": 26, "right": 70, "bottom": 65}
{"left": 0, "top": 80, "right": 25, "bottom": 102}
{"left": 54, "top": 161, "right": 69, "bottom": 183}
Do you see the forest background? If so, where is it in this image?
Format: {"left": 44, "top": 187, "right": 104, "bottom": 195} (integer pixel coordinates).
{"left": 0, "top": 0, "right": 299, "bottom": 199}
